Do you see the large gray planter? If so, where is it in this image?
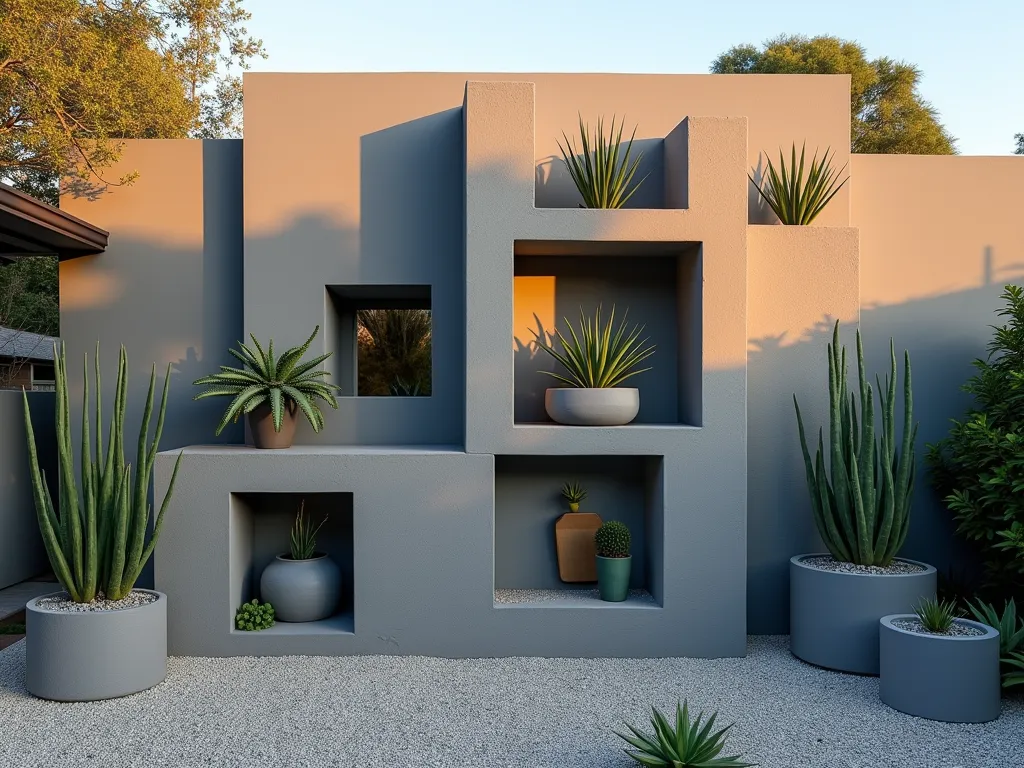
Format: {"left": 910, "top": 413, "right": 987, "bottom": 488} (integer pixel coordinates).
{"left": 260, "top": 553, "right": 341, "bottom": 622}
{"left": 790, "top": 554, "right": 936, "bottom": 675}
{"left": 544, "top": 388, "right": 639, "bottom": 426}
{"left": 879, "top": 615, "right": 1001, "bottom": 723}
{"left": 25, "top": 589, "right": 167, "bottom": 701}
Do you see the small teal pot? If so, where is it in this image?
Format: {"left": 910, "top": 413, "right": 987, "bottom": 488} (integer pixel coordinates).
{"left": 596, "top": 555, "right": 632, "bottom": 602}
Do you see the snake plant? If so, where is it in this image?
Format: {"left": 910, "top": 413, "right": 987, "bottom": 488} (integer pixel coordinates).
{"left": 193, "top": 325, "right": 339, "bottom": 435}
{"left": 750, "top": 142, "right": 848, "bottom": 225}
{"left": 616, "top": 701, "right": 754, "bottom": 767}
{"left": 558, "top": 114, "right": 648, "bottom": 208}
{"left": 289, "top": 499, "right": 327, "bottom": 560}
{"left": 794, "top": 321, "right": 917, "bottom": 567}
{"left": 22, "top": 343, "right": 182, "bottom": 603}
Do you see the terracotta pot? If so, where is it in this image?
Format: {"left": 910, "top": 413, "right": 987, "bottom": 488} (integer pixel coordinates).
{"left": 555, "top": 512, "right": 602, "bottom": 582}
{"left": 247, "top": 401, "right": 298, "bottom": 449}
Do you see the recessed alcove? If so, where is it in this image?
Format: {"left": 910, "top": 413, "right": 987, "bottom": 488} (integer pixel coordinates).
{"left": 513, "top": 240, "right": 702, "bottom": 427}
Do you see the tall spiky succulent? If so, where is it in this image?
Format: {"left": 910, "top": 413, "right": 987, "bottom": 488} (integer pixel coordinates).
{"left": 616, "top": 701, "right": 754, "bottom": 768}
{"left": 22, "top": 343, "right": 182, "bottom": 603}
{"left": 794, "top": 321, "right": 917, "bottom": 567}
{"left": 193, "top": 325, "right": 339, "bottom": 435}
{"left": 557, "top": 115, "right": 648, "bottom": 209}
{"left": 749, "top": 142, "right": 848, "bottom": 225}
{"left": 289, "top": 499, "right": 327, "bottom": 561}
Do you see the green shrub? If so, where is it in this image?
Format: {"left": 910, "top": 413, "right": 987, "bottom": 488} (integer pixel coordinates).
{"left": 557, "top": 114, "right": 647, "bottom": 209}
{"left": 969, "top": 598, "right": 1024, "bottom": 689}
{"left": 235, "top": 599, "right": 275, "bottom": 631}
{"left": 616, "top": 701, "right": 754, "bottom": 767}
{"left": 928, "top": 285, "right": 1024, "bottom": 597}
{"left": 914, "top": 597, "right": 960, "bottom": 633}
{"left": 595, "top": 520, "right": 630, "bottom": 558}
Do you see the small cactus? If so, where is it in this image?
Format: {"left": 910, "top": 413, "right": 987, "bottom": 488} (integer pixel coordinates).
{"left": 595, "top": 520, "right": 630, "bottom": 558}
{"left": 235, "top": 599, "right": 275, "bottom": 631}
{"left": 561, "top": 481, "right": 587, "bottom": 511}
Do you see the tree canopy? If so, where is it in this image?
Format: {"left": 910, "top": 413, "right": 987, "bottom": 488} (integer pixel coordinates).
{"left": 0, "top": 254, "right": 59, "bottom": 336}
{"left": 711, "top": 35, "right": 957, "bottom": 155}
{"left": 1015, "top": 133, "right": 1023, "bottom": 155}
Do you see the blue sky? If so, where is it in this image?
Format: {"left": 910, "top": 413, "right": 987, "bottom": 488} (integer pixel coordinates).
{"left": 244, "top": 0, "right": 1023, "bottom": 156}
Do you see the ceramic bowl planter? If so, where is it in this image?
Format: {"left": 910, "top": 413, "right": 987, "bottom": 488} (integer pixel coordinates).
{"left": 790, "top": 554, "right": 936, "bottom": 674}
{"left": 879, "top": 615, "right": 1001, "bottom": 723}
{"left": 26, "top": 590, "right": 167, "bottom": 701}
{"left": 260, "top": 554, "right": 341, "bottom": 622}
{"left": 248, "top": 401, "right": 298, "bottom": 449}
{"left": 545, "top": 387, "right": 640, "bottom": 426}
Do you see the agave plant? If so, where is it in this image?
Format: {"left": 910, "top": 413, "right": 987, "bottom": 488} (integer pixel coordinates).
{"left": 969, "top": 599, "right": 1024, "bottom": 688}
{"left": 616, "top": 701, "right": 755, "bottom": 767}
{"left": 532, "top": 305, "right": 655, "bottom": 388}
{"left": 289, "top": 499, "right": 327, "bottom": 560}
{"left": 193, "top": 325, "right": 339, "bottom": 434}
{"left": 914, "top": 597, "right": 960, "bottom": 633}
{"left": 561, "top": 481, "right": 587, "bottom": 509}
{"left": 557, "top": 115, "right": 648, "bottom": 209}
{"left": 749, "top": 142, "right": 848, "bottom": 225}
{"left": 22, "top": 342, "right": 182, "bottom": 603}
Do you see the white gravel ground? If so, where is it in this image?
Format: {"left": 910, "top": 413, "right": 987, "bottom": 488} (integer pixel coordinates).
{"left": 1, "top": 636, "right": 1020, "bottom": 768}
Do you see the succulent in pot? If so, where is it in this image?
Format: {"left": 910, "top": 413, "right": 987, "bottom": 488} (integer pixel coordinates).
{"left": 193, "top": 325, "right": 339, "bottom": 449}
{"left": 22, "top": 342, "right": 183, "bottom": 701}
{"left": 532, "top": 305, "right": 655, "bottom": 426}
{"left": 595, "top": 520, "right": 632, "bottom": 602}
{"left": 790, "top": 320, "right": 935, "bottom": 674}
{"left": 561, "top": 481, "right": 587, "bottom": 513}
{"left": 557, "top": 114, "right": 648, "bottom": 209}
{"left": 554, "top": 482, "right": 601, "bottom": 583}
{"left": 259, "top": 500, "right": 341, "bottom": 623}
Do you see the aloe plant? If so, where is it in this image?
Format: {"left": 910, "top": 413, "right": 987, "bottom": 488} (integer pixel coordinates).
{"left": 289, "top": 499, "right": 327, "bottom": 560}
{"left": 532, "top": 305, "right": 655, "bottom": 388}
{"left": 557, "top": 115, "right": 648, "bottom": 208}
{"left": 794, "top": 321, "right": 917, "bottom": 567}
{"left": 616, "top": 701, "right": 755, "bottom": 767}
{"left": 914, "top": 597, "right": 960, "bottom": 633}
{"left": 750, "top": 142, "right": 848, "bottom": 225}
{"left": 561, "top": 481, "right": 587, "bottom": 508}
{"left": 968, "top": 599, "right": 1024, "bottom": 688}
{"left": 22, "top": 343, "right": 182, "bottom": 603}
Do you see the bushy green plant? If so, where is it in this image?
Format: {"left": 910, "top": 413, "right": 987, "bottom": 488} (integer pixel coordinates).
{"left": 193, "top": 325, "right": 339, "bottom": 435}
{"left": 289, "top": 500, "right": 327, "bottom": 561}
{"left": 533, "top": 305, "right": 655, "bottom": 389}
{"left": 561, "top": 481, "right": 587, "bottom": 508}
{"left": 794, "top": 321, "right": 917, "bottom": 567}
{"left": 23, "top": 342, "right": 182, "bottom": 603}
{"left": 557, "top": 114, "right": 648, "bottom": 209}
{"left": 928, "top": 286, "right": 1024, "bottom": 596}
{"left": 914, "top": 597, "right": 960, "bottom": 633}
{"left": 357, "top": 309, "right": 432, "bottom": 396}
{"left": 595, "top": 520, "right": 630, "bottom": 558}
{"left": 616, "top": 701, "right": 755, "bottom": 768}
{"left": 235, "top": 599, "right": 275, "bottom": 631}
{"left": 749, "top": 142, "right": 848, "bottom": 225}
{"left": 969, "top": 598, "right": 1024, "bottom": 688}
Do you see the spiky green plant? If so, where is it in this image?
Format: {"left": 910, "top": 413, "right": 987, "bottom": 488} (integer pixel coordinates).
{"left": 557, "top": 115, "right": 648, "bottom": 209}
{"left": 532, "top": 305, "right": 655, "bottom": 389}
{"left": 193, "top": 325, "right": 339, "bottom": 435}
{"left": 794, "top": 321, "right": 917, "bottom": 567}
{"left": 561, "top": 481, "right": 587, "bottom": 509}
{"left": 914, "top": 597, "right": 960, "bottom": 633}
{"left": 235, "top": 599, "right": 275, "bottom": 631}
{"left": 595, "top": 520, "right": 630, "bottom": 558}
{"left": 969, "top": 599, "right": 1024, "bottom": 688}
{"left": 616, "top": 701, "right": 755, "bottom": 768}
{"left": 749, "top": 142, "right": 849, "bottom": 225}
{"left": 22, "top": 343, "right": 182, "bottom": 603}
{"left": 289, "top": 499, "right": 327, "bottom": 560}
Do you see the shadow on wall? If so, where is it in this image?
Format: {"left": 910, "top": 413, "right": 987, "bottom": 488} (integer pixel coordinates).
{"left": 535, "top": 137, "right": 665, "bottom": 209}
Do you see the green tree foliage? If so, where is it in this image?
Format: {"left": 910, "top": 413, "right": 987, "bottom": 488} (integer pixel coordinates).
{"left": 356, "top": 310, "right": 432, "bottom": 397}
{"left": 711, "top": 35, "right": 956, "bottom": 155}
{"left": 0, "top": 255, "right": 59, "bottom": 335}
{"left": 1015, "top": 134, "right": 1023, "bottom": 155}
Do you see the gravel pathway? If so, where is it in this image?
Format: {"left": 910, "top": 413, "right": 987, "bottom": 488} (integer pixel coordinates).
{"left": 1, "top": 636, "right": 1020, "bottom": 767}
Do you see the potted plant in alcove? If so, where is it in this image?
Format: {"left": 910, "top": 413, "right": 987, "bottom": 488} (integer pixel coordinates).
{"left": 749, "top": 142, "right": 848, "bottom": 225}
{"left": 879, "top": 597, "right": 1001, "bottom": 723}
{"left": 555, "top": 482, "right": 602, "bottom": 582}
{"left": 557, "top": 114, "right": 648, "bottom": 208}
{"left": 259, "top": 500, "right": 341, "bottom": 623}
{"left": 193, "top": 325, "right": 340, "bottom": 449}
{"left": 791, "top": 320, "right": 936, "bottom": 675}
{"left": 595, "top": 520, "right": 632, "bottom": 602}
{"left": 532, "top": 305, "right": 655, "bottom": 426}
{"left": 22, "top": 342, "right": 183, "bottom": 701}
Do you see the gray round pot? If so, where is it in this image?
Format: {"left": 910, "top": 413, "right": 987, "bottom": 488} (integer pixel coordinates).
{"left": 879, "top": 615, "right": 1001, "bottom": 723}
{"left": 790, "top": 554, "right": 936, "bottom": 675}
{"left": 25, "top": 589, "right": 166, "bottom": 702}
{"left": 260, "top": 553, "right": 341, "bottom": 622}
{"left": 545, "top": 388, "right": 639, "bottom": 426}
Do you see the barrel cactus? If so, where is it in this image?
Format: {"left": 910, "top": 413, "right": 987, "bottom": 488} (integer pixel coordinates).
{"left": 794, "top": 320, "right": 917, "bottom": 567}
{"left": 595, "top": 520, "right": 631, "bottom": 558}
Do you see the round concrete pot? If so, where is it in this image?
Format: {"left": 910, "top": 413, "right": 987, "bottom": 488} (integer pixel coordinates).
{"left": 789, "top": 554, "right": 936, "bottom": 675}
{"left": 25, "top": 589, "right": 167, "bottom": 702}
{"left": 544, "top": 388, "right": 640, "bottom": 426}
{"left": 260, "top": 553, "right": 341, "bottom": 622}
{"left": 248, "top": 400, "right": 298, "bottom": 449}
{"left": 879, "top": 615, "right": 1001, "bottom": 723}
{"left": 596, "top": 555, "right": 632, "bottom": 602}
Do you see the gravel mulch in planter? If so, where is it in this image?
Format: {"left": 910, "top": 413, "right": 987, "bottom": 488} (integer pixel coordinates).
{"left": 800, "top": 555, "right": 927, "bottom": 575}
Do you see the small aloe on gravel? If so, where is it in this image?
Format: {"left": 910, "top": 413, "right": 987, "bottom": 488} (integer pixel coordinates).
{"left": 193, "top": 325, "right": 339, "bottom": 435}
{"left": 595, "top": 520, "right": 630, "bottom": 558}
{"left": 289, "top": 499, "right": 327, "bottom": 560}
{"left": 557, "top": 114, "right": 648, "bottom": 209}
{"left": 235, "top": 599, "right": 275, "bottom": 631}
{"left": 914, "top": 597, "right": 960, "bottom": 633}
{"left": 616, "top": 701, "right": 755, "bottom": 767}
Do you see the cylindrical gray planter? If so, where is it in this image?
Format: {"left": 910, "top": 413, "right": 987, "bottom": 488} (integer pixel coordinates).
{"left": 790, "top": 554, "right": 936, "bottom": 675}
{"left": 26, "top": 589, "right": 167, "bottom": 701}
{"left": 260, "top": 553, "right": 341, "bottom": 622}
{"left": 545, "top": 388, "right": 640, "bottom": 426}
{"left": 879, "top": 615, "right": 1001, "bottom": 723}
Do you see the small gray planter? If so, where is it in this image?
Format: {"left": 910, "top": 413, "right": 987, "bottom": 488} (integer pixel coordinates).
{"left": 25, "top": 590, "right": 167, "bottom": 701}
{"left": 879, "top": 615, "right": 1001, "bottom": 723}
{"left": 790, "top": 554, "right": 936, "bottom": 675}
{"left": 544, "top": 388, "right": 639, "bottom": 426}
{"left": 260, "top": 553, "right": 341, "bottom": 622}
